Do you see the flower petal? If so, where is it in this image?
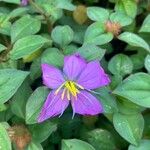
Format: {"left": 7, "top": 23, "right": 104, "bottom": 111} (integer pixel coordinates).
{"left": 42, "top": 64, "right": 65, "bottom": 89}
{"left": 21, "top": 0, "right": 28, "bottom": 6}
{"left": 63, "top": 54, "right": 86, "bottom": 80}
{"left": 38, "top": 90, "right": 69, "bottom": 123}
{"left": 77, "top": 61, "right": 110, "bottom": 89}
{"left": 71, "top": 90, "right": 103, "bottom": 116}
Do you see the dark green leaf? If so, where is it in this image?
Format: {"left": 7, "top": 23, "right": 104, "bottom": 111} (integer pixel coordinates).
{"left": 62, "top": 139, "right": 95, "bottom": 150}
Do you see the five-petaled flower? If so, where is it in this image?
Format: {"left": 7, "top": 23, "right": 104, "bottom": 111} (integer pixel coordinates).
{"left": 38, "top": 54, "right": 110, "bottom": 123}
{"left": 21, "top": 0, "right": 28, "bottom": 6}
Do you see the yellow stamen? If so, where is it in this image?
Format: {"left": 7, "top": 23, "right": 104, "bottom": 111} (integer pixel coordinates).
{"left": 75, "top": 82, "right": 84, "bottom": 90}
{"left": 67, "top": 90, "right": 71, "bottom": 100}
{"left": 55, "top": 82, "right": 65, "bottom": 95}
{"left": 61, "top": 88, "right": 66, "bottom": 100}
{"left": 65, "top": 81, "right": 78, "bottom": 96}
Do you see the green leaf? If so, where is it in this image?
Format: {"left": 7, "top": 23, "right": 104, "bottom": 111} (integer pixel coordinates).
{"left": 0, "top": 43, "right": 7, "bottom": 52}
{"left": 139, "top": 14, "right": 150, "bottom": 33}
{"left": 0, "top": 69, "right": 29, "bottom": 104}
{"left": 84, "top": 22, "right": 105, "bottom": 44}
{"left": 55, "top": 0, "right": 76, "bottom": 11}
{"left": 0, "top": 123, "right": 11, "bottom": 150}
{"left": 118, "top": 32, "right": 150, "bottom": 52}
{"left": 0, "top": 15, "right": 11, "bottom": 35}
{"left": 115, "top": 0, "right": 137, "bottom": 18}
{"left": 29, "top": 121, "right": 57, "bottom": 143}
{"left": 113, "top": 73, "right": 150, "bottom": 107}
{"left": 85, "top": 129, "right": 116, "bottom": 150}
{"left": 41, "top": 48, "right": 64, "bottom": 68}
{"left": 11, "top": 15, "right": 41, "bottom": 43}
{"left": 84, "top": 32, "right": 113, "bottom": 45}
{"left": 26, "top": 86, "right": 49, "bottom": 124}
{"left": 51, "top": 25, "right": 74, "bottom": 47}
{"left": 95, "top": 87, "right": 118, "bottom": 114}
{"left": 110, "top": 12, "right": 133, "bottom": 27}
{"left": 30, "top": 57, "right": 41, "bottom": 81}
{"left": 87, "top": 7, "right": 109, "bottom": 22}
{"left": 77, "top": 44, "right": 106, "bottom": 61}
{"left": 108, "top": 54, "right": 133, "bottom": 77}
{"left": 26, "top": 142, "right": 43, "bottom": 150}
{"left": 9, "top": 7, "right": 28, "bottom": 19}
{"left": 129, "top": 140, "right": 150, "bottom": 150}
{"left": 0, "top": 0, "right": 19, "bottom": 4}
{"left": 113, "top": 113, "right": 144, "bottom": 145}
{"left": 145, "top": 55, "right": 150, "bottom": 73}
{"left": 11, "top": 80, "right": 32, "bottom": 119}
{"left": 62, "top": 139, "right": 95, "bottom": 150}
{"left": 10, "top": 35, "right": 50, "bottom": 60}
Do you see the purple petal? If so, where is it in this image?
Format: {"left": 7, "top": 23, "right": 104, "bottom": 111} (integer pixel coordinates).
{"left": 63, "top": 54, "right": 86, "bottom": 80}
{"left": 21, "top": 0, "right": 28, "bottom": 6}
{"left": 38, "top": 90, "right": 69, "bottom": 123}
{"left": 71, "top": 90, "right": 103, "bottom": 116}
{"left": 77, "top": 61, "right": 110, "bottom": 89}
{"left": 42, "top": 64, "right": 65, "bottom": 89}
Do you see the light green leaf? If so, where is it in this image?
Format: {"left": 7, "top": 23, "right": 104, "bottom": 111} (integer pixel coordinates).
{"left": 118, "top": 32, "right": 150, "bottom": 52}
{"left": 110, "top": 12, "right": 133, "bottom": 27}
{"left": 0, "top": 44, "right": 7, "bottom": 52}
{"left": 11, "top": 15, "right": 41, "bottom": 43}
{"left": 0, "top": 123, "right": 11, "bottom": 150}
{"left": 115, "top": 0, "right": 137, "bottom": 18}
{"left": 10, "top": 35, "right": 50, "bottom": 60}
{"left": 108, "top": 54, "right": 133, "bottom": 77}
{"left": 51, "top": 25, "right": 74, "bottom": 47}
{"left": 62, "top": 139, "right": 95, "bottom": 150}
{"left": 113, "top": 113, "right": 144, "bottom": 145}
{"left": 84, "top": 32, "right": 113, "bottom": 45}
{"left": 9, "top": 7, "right": 29, "bottom": 19}
{"left": 26, "top": 86, "right": 49, "bottom": 124}
{"left": 0, "top": 0, "right": 19, "bottom": 4}
{"left": 29, "top": 121, "right": 57, "bottom": 143}
{"left": 55, "top": 0, "right": 76, "bottom": 11}
{"left": 113, "top": 73, "right": 150, "bottom": 107}
{"left": 128, "top": 140, "right": 150, "bottom": 150}
{"left": 0, "top": 69, "right": 29, "bottom": 104}
{"left": 77, "top": 44, "right": 106, "bottom": 61}
{"left": 87, "top": 7, "right": 109, "bottom": 22}
{"left": 139, "top": 14, "right": 150, "bottom": 33}
{"left": 26, "top": 142, "right": 43, "bottom": 150}
{"left": 41, "top": 48, "right": 64, "bottom": 68}
{"left": 145, "top": 55, "right": 150, "bottom": 73}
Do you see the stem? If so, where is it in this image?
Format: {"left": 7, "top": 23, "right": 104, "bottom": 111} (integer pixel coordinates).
{"left": 28, "top": 0, "right": 52, "bottom": 32}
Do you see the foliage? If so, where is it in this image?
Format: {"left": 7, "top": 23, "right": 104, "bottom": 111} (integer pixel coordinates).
{"left": 0, "top": 0, "right": 150, "bottom": 149}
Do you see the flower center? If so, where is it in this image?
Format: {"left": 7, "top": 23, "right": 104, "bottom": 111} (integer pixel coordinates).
{"left": 54, "top": 81, "right": 84, "bottom": 100}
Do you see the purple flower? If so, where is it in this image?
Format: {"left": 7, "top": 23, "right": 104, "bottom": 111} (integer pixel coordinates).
{"left": 21, "top": 0, "right": 28, "bottom": 6}
{"left": 38, "top": 54, "right": 110, "bottom": 123}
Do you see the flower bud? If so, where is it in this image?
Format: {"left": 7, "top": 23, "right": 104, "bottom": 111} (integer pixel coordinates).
{"left": 73, "top": 5, "right": 88, "bottom": 25}
{"left": 105, "top": 21, "right": 121, "bottom": 36}
{"left": 8, "top": 125, "right": 31, "bottom": 150}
